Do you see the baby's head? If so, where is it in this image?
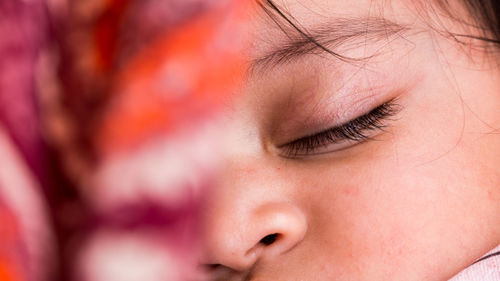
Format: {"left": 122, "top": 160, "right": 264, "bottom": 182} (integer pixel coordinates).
{"left": 48, "top": 0, "right": 499, "bottom": 279}
{"left": 200, "top": 0, "right": 500, "bottom": 280}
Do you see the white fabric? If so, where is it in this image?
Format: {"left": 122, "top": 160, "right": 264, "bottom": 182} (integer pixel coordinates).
{"left": 448, "top": 245, "right": 500, "bottom": 281}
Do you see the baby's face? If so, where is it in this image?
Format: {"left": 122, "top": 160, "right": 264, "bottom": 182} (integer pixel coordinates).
{"left": 200, "top": 0, "right": 500, "bottom": 280}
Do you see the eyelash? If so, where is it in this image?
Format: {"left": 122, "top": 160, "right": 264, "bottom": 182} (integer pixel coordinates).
{"left": 281, "top": 100, "right": 400, "bottom": 157}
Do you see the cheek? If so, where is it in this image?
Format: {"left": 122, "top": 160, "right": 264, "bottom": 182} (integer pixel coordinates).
{"left": 476, "top": 161, "right": 500, "bottom": 202}
{"left": 302, "top": 176, "right": 419, "bottom": 278}
{"left": 340, "top": 184, "right": 361, "bottom": 198}
{"left": 301, "top": 155, "right": 477, "bottom": 270}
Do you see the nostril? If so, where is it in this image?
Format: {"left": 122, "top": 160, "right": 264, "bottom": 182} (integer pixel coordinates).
{"left": 201, "top": 263, "right": 221, "bottom": 272}
{"left": 259, "top": 233, "right": 279, "bottom": 246}
{"left": 208, "top": 264, "right": 221, "bottom": 269}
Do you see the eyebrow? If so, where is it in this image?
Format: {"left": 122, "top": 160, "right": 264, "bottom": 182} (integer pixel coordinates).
{"left": 252, "top": 0, "right": 410, "bottom": 72}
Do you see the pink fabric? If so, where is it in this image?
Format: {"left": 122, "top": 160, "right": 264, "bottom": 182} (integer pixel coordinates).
{"left": 449, "top": 245, "right": 500, "bottom": 281}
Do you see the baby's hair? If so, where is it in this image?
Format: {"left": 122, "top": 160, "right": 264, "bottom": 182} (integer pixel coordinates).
{"left": 444, "top": 0, "right": 500, "bottom": 45}
{"left": 258, "top": 0, "right": 500, "bottom": 61}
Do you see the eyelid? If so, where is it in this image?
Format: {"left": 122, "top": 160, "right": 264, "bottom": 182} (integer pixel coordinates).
{"left": 279, "top": 100, "right": 400, "bottom": 158}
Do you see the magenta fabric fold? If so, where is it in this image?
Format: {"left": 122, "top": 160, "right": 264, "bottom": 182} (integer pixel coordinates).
{"left": 0, "top": 0, "right": 48, "bottom": 187}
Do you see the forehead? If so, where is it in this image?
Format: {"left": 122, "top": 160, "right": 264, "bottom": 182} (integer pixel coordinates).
{"left": 246, "top": 0, "right": 423, "bottom": 71}
{"left": 249, "top": 0, "right": 417, "bottom": 46}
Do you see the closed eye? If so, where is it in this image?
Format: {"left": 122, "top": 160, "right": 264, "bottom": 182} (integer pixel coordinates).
{"left": 280, "top": 100, "right": 400, "bottom": 158}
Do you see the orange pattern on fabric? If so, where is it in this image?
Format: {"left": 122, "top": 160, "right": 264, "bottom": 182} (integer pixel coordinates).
{"left": 0, "top": 207, "right": 24, "bottom": 281}
{"left": 0, "top": 260, "right": 22, "bottom": 281}
{"left": 94, "top": 1, "right": 250, "bottom": 153}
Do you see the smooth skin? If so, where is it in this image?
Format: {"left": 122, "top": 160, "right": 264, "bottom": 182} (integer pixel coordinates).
{"left": 200, "top": 0, "right": 500, "bottom": 280}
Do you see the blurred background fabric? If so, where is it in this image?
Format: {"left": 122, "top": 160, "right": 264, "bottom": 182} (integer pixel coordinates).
{"left": 0, "top": 0, "right": 250, "bottom": 280}
{"left": 0, "top": 0, "right": 53, "bottom": 280}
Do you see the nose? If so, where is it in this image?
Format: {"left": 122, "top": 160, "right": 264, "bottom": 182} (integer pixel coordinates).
{"left": 201, "top": 201, "right": 307, "bottom": 272}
